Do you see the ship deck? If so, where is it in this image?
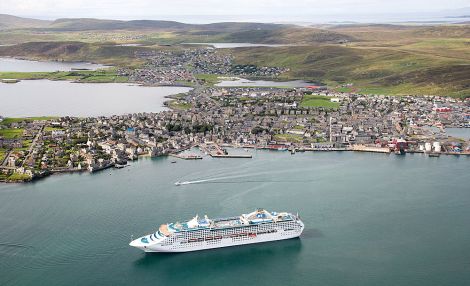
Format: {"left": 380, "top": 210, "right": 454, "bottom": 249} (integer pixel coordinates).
{"left": 167, "top": 214, "right": 295, "bottom": 233}
{"left": 212, "top": 217, "right": 242, "bottom": 229}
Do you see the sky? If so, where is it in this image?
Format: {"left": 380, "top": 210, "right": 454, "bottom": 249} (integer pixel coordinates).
{"left": 1, "top": 0, "right": 469, "bottom": 23}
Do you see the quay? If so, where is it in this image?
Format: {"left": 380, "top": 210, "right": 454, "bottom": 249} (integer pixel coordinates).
{"left": 169, "top": 153, "right": 203, "bottom": 160}
{"left": 297, "top": 147, "right": 348, "bottom": 152}
{"left": 51, "top": 168, "right": 84, "bottom": 173}
{"left": 408, "top": 150, "right": 470, "bottom": 156}
{"left": 200, "top": 143, "right": 252, "bottom": 158}
{"left": 88, "top": 162, "right": 115, "bottom": 173}
{"left": 211, "top": 154, "right": 252, "bottom": 158}
{"left": 351, "top": 145, "right": 391, "bottom": 154}
{"left": 441, "top": 152, "right": 470, "bottom": 156}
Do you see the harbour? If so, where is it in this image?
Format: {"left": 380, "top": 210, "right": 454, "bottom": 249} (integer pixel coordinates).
{"left": 1, "top": 4, "right": 470, "bottom": 286}
{"left": 0, "top": 151, "right": 469, "bottom": 285}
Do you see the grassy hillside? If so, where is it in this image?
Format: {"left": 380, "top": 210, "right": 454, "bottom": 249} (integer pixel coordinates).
{"left": 47, "top": 19, "right": 285, "bottom": 32}
{"left": 220, "top": 27, "right": 354, "bottom": 44}
{"left": 0, "top": 14, "right": 51, "bottom": 30}
{"left": 232, "top": 42, "right": 470, "bottom": 97}
{"left": 0, "top": 41, "right": 149, "bottom": 66}
{"left": 0, "top": 15, "right": 353, "bottom": 45}
{"left": 0, "top": 17, "right": 469, "bottom": 97}
{"left": 0, "top": 69, "right": 128, "bottom": 83}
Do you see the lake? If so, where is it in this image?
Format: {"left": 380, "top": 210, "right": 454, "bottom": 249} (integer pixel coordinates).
{"left": 216, "top": 78, "right": 313, "bottom": 88}
{"left": 183, "top": 43, "right": 294, "bottom": 48}
{"left": 0, "top": 80, "right": 191, "bottom": 117}
{"left": 1, "top": 151, "right": 469, "bottom": 286}
{"left": 0, "top": 58, "right": 106, "bottom": 72}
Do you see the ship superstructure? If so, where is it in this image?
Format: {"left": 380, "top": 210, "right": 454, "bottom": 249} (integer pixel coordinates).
{"left": 130, "top": 209, "right": 304, "bottom": 252}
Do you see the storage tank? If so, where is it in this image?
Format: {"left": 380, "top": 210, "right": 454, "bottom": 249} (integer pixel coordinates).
{"left": 425, "top": 142, "right": 432, "bottom": 152}
{"left": 433, "top": 142, "right": 441, "bottom": 153}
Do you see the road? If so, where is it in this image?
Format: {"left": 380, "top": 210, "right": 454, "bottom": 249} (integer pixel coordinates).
{"left": 21, "top": 124, "right": 45, "bottom": 168}
{"left": 0, "top": 149, "right": 13, "bottom": 168}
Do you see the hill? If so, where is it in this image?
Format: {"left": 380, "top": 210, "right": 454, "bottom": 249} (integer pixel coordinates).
{"left": 0, "top": 41, "right": 150, "bottom": 66}
{"left": 1, "top": 16, "right": 469, "bottom": 97}
{"left": 48, "top": 18, "right": 190, "bottom": 31}
{"left": 48, "top": 18, "right": 285, "bottom": 32}
{"left": 0, "top": 14, "right": 353, "bottom": 45}
{"left": 232, "top": 43, "right": 470, "bottom": 98}
{"left": 0, "top": 14, "right": 51, "bottom": 30}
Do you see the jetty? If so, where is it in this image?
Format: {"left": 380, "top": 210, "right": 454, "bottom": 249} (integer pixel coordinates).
{"left": 351, "top": 145, "right": 391, "bottom": 154}
{"left": 169, "top": 153, "right": 203, "bottom": 160}
{"left": 211, "top": 154, "right": 252, "bottom": 158}
{"left": 200, "top": 143, "right": 252, "bottom": 158}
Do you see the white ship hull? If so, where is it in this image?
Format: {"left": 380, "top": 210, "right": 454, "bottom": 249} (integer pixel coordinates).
{"left": 144, "top": 224, "right": 303, "bottom": 253}
{"left": 130, "top": 209, "right": 304, "bottom": 253}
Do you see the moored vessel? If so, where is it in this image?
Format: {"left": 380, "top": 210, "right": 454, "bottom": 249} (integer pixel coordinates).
{"left": 129, "top": 209, "right": 304, "bottom": 252}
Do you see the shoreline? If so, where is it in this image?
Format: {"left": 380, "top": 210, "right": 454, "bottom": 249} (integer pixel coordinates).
{"left": 2, "top": 146, "right": 469, "bottom": 184}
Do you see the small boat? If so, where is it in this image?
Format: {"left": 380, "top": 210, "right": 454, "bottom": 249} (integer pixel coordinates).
{"left": 394, "top": 149, "right": 406, "bottom": 155}
{"left": 175, "top": 181, "right": 190, "bottom": 186}
{"left": 171, "top": 161, "right": 177, "bottom": 163}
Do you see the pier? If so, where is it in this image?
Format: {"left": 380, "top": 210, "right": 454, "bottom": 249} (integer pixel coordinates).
{"left": 211, "top": 154, "right": 253, "bottom": 158}
{"left": 351, "top": 145, "right": 391, "bottom": 154}
{"left": 200, "top": 143, "right": 252, "bottom": 158}
{"left": 169, "top": 153, "right": 203, "bottom": 160}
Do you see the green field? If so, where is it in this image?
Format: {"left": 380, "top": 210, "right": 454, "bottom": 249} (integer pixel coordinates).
{"left": 195, "top": 74, "right": 221, "bottom": 86}
{"left": 0, "top": 128, "right": 24, "bottom": 139}
{"left": 7, "top": 172, "right": 31, "bottom": 181}
{"left": 273, "top": 133, "right": 305, "bottom": 143}
{"left": 44, "top": 127, "right": 64, "bottom": 132}
{"left": 300, "top": 95, "right": 340, "bottom": 109}
{"left": 167, "top": 100, "right": 192, "bottom": 110}
{"left": 0, "top": 148, "right": 7, "bottom": 162}
{"left": 0, "top": 117, "right": 57, "bottom": 125}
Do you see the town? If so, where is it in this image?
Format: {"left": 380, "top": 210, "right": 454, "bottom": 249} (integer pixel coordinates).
{"left": 1, "top": 46, "right": 470, "bottom": 182}
{"left": 1, "top": 84, "right": 469, "bottom": 182}
{"left": 119, "top": 48, "right": 289, "bottom": 86}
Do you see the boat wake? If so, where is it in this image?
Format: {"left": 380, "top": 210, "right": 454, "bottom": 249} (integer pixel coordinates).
{"left": 175, "top": 178, "right": 221, "bottom": 186}
{"left": 175, "top": 175, "right": 318, "bottom": 186}
{"left": 175, "top": 168, "right": 327, "bottom": 186}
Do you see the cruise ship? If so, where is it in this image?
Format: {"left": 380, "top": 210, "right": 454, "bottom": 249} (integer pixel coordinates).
{"left": 129, "top": 209, "right": 304, "bottom": 252}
